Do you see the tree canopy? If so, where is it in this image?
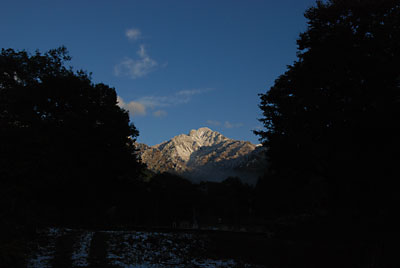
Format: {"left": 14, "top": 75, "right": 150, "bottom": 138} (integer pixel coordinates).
{"left": 0, "top": 47, "right": 142, "bottom": 226}
{"left": 256, "top": 0, "right": 400, "bottom": 228}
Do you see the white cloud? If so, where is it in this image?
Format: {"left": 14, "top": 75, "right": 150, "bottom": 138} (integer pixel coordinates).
{"left": 153, "top": 110, "right": 167, "bottom": 117}
{"left": 114, "top": 45, "right": 158, "bottom": 79}
{"left": 125, "top": 28, "right": 141, "bottom": 40}
{"left": 206, "top": 120, "right": 221, "bottom": 126}
{"left": 177, "top": 88, "right": 212, "bottom": 96}
{"left": 117, "top": 88, "right": 212, "bottom": 118}
{"left": 137, "top": 88, "right": 212, "bottom": 108}
{"left": 117, "top": 96, "right": 146, "bottom": 117}
{"left": 206, "top": 120, "right": 243, "bottom": 129}
{"left": 137, "top": 95, "right": 188, "bottom": 108}
{"left": 224, "top": 121, "right": 243, "bottom": 129}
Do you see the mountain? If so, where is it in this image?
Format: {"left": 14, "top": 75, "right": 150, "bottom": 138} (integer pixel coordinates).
{"left": 136, "top": 127, "right": 266, "bottom": 184}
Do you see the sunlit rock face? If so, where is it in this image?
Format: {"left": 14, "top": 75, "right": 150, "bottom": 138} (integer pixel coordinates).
{"left": 136, "top": 127, "right": 266, "bottom": 184}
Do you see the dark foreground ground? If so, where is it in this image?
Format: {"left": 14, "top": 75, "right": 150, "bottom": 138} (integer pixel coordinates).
{"left": 27, "top": 227, "right": 261, "bottom": 268}
{"left": 25, "top": 227, "right": 398, "bottom": 268}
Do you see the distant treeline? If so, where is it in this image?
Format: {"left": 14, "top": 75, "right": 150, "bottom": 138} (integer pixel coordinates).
{"left": 109, "top": 173, "right": 256, "bottom": 229}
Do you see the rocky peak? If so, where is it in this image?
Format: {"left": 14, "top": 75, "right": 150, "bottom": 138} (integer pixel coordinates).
{"left": 137, "top": 127, "right": 266, "bottom": 184}
{"left": 151, "top": 127, "right": 228, "bottom": 162}
{"left": 189, "top": 127, "right": 213, "bottom": 138}
{"left": 187, "top": 127, "right": 228, "bottom": 146}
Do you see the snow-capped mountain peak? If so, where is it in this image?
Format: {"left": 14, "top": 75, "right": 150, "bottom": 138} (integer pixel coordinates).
{"left": 137, "top": 127, "right": 266, "bottom": 184}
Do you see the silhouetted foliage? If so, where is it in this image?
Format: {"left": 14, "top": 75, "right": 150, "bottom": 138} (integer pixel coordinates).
{"left": 119, "top": 173, "right": 255, "bottom": 228}
{"left": 0, "top": 47, "right": 142, "bottom": 228}
{"left": 256, "top": 0, "right": 400, "bottom": 233}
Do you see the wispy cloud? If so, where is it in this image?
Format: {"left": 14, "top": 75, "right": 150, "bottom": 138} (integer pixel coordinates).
{"left": 206, "top": 120, "right": 221, "bottom": 126}
{"left": 177, "top": 88, "right": 213, "bottom": 96}
{"left": 137, "top": 88, "right": 212, "bottom": 108}
{"left": 118, "top": 88, "right": 212, "bottom": 118}
{"left": 153, "top": 110, "right": 167, "bottom": 117}
{"left": 114, "top": 45, "right": 158, "bottom": 79}
{"left": 117, "top": 96, "right": 146, "bottom": 117}
{"left": 125, "top": 28, "right": 141, "bottom": 40}
{"left": 224, "top": 121, "right": 243, "bottom": 129}
{"left": 206, "top": 120, "right": 243, "bottom": 129}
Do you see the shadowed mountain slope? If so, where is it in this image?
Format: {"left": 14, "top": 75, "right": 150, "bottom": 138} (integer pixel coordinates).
{"left": 136, "top": 127, "right": 266, "bottom": 184}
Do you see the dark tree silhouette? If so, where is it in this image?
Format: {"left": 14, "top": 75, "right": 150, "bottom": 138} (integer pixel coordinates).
{"left": 256, "top": 0, "right": 400, "bottom": 231}
{"left": 0, "top": 47, "right": 142, "bottom": 227}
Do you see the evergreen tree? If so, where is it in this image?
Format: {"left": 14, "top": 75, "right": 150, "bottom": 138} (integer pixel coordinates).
{"left": 256, "top": 0, "right": 400, "bottom": 228}
{"left": 0, "top": 47, "right": 142, "bottom": 225}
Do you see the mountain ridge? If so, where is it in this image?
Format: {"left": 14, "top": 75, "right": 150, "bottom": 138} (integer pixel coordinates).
{"left": 136, "top": 127, "right": 266, "bottom": 184}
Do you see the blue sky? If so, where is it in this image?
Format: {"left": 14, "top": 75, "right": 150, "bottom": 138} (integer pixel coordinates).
{"left": 0, "top": 0, "right": 317, "bottom": 145}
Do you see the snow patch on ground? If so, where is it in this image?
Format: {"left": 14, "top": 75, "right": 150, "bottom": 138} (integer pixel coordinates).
{"left": 106, "top": 231, "right": 243, "bottom": 268}
{"left": 27, "top": 228, "right": 263, "bottom": 268}
{"left": 27, "top": 227, "right": 65, "bottom": 268}
{"left": 71, "top": 231, "right": 94, "bottom": 267}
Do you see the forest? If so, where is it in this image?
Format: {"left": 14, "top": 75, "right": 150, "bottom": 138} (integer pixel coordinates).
{"left": 1, "top": 0, "right": 399, "bottom": 267}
